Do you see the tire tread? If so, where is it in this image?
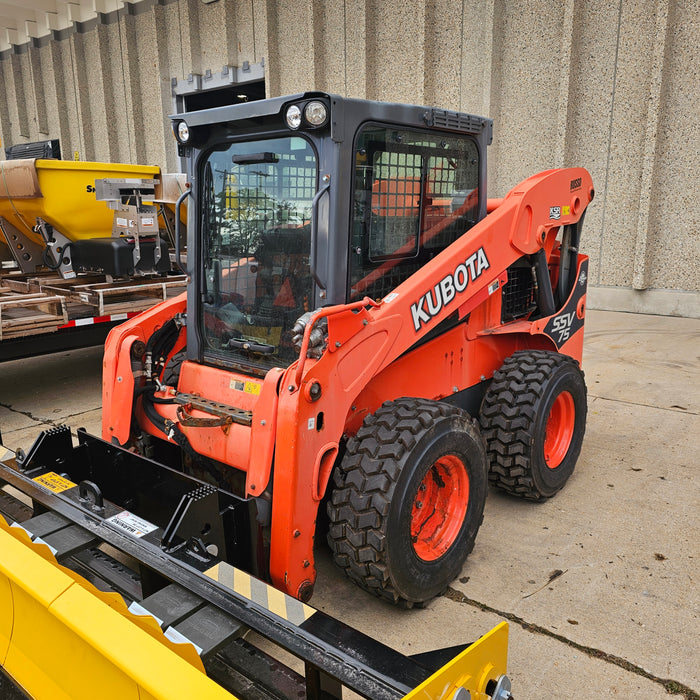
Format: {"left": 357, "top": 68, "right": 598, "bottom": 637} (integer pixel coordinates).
{"left": 480, "top": 350, "right": 586, "bottom": 500}
{"left": 327, "top": 397, "right": 483, "bottom": 606}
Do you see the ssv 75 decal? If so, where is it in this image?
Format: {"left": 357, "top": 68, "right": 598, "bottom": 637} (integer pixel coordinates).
{"left": 410, "top": 247, "right": 490, "bottom": 331}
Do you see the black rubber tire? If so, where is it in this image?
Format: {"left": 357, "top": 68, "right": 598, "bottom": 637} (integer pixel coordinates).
{"left": 480, "top": 350, "right": 587, "bottom": 500}
{"left": 162, "top": 349, "right": 186, "bottom": 387}
{"left": 327, "top": 397, "right": 488, "bottom": 607}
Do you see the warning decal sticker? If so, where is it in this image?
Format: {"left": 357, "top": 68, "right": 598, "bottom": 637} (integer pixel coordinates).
{"left": 244, "top": 381, "right": 261, "bottom": 396}
{"left": 33, "top": 472, "right": 77, "bottom": 493}
{"left": 106, "top": 511, "right": 158, "bottom": 538}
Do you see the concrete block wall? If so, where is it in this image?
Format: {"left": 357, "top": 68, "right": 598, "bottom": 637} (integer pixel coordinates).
{"left": 0, "top": 0, "right": 697, "bottom": 315}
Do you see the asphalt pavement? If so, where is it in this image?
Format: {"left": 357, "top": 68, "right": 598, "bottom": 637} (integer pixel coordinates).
{"left": 0, "top": 309, "right": 698, "bottom": 699}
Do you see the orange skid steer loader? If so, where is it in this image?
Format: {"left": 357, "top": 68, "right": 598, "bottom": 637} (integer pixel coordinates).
{"left": 0, "top": 92, "right": 592, "bottom": 699}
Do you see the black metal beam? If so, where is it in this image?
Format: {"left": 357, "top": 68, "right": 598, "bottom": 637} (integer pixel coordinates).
{"left": 0, "top": 433, "right": 429, "bottom": 700}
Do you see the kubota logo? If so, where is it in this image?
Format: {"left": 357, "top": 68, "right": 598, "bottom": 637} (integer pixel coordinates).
{"left": 410, "top": 248, "right": 490, "bottom": 331}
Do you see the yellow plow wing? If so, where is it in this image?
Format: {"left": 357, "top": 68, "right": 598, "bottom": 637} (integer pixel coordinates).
{"left": 0, "top": 514, "right": 231, "bottom": 700}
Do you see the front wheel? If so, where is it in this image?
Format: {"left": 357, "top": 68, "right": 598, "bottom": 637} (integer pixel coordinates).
{"left": 327, "top": 398, "right": 488, "bottom": 606}
{"left": 480, "top": 350, "right": 587, "bottom": 500}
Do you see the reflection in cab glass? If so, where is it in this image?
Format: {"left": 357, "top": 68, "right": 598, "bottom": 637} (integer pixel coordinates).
{"left": 200, "top": 136, "right": 317, "bottom": 369}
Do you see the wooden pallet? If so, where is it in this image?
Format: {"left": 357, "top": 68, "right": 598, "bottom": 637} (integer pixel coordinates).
{"left": 0, "top": 272, "right": 105, "bottom": 294}
{"left": 0, "top": 291, "right": 68, "bottom": 340}
{"left": 1, "top": 272, "right": 187, "bottom": 317}
{"left": 42, "top": 276, "right": 187, "bottom": 315}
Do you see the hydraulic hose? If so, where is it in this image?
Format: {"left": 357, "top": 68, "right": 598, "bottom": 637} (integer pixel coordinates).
{"left": 140, "top": 388, "right": 226, "bottom": 487}
{"left": 144, "top": 318, "right": 181, "bottom": 381}
{"left": 42, "top": 242, "right": 72, "bottom": 270}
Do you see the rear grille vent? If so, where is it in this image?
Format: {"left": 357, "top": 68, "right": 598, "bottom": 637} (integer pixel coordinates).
{"left": 424, "top": 110, "right": 488, "bottom": 135}
{"left": 501, "top": 265, "right": 536, "bottom": 321}
{"left": 5, "top": 139, "right": 61, "bottom": 160}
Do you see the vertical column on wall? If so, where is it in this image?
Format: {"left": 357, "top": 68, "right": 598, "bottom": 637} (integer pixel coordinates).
{"left": 161, "top": 1, "right": 189, "bottom": 172}
{"left": 152, "top": 3, "right": 179, "bottom": 170}
{"left": 0, "top": 61, "right": 12, "bottom": 151}
{"left": 231, "top": 0, "right": 255, "bottom": 68}
{"left": 37, "top": 43, "right": 63, "bottom": 147}
{"left": 595, "top": 0, "right": 669, "bottom": 289}
{"left": 49, "top": 40, "right": 81, "bottom": 159}
{"left": 0, "top": 60, "right": 17, "bottom": 148}
{"left": 313, "top": 0, "right": 347, "bottom": 95}
{"left": 458, "top": 0, "right": 495, "bottom": 117}
{"left": 552, "top": 0, "right": 575, "bottom": 168}
{"left": 178, "top": 0, "right": 202, "bottom": 78}
{"left": 81, "top": 23, "right": 121, "bottom": 163}
{"left": 264, "top": 0, "right": 316, "bottom": 96}
{"left": 68, "top": 33, "right": 94, "bottom": 159}
{"left": 564, "top": 0, "right": 622, "bottom": 287}
{"left": 195, "top": 0, "right": 236, "bottom": 77}
{"left": 344, "top": 0, "right": 368, "bottom": 98}
{"left": 423, "top": 0, "right": 464, "bottom": 110}
{"left": 486, "top": 0, "right": 506, "bottom": 193}
{"left": 120, "top": 5, "right": 172, "bottom": 167}
{"left": 252, "top": 0, "right": 269, "bottom": 89}
{"left": 118, "top": 10, "right": 146, "bottom": 165}
{"left": 97, "top": 17, "right": 136, "bottom": 164}
{"left": 364, "top": 0, "right": 426, "bottom": 103}
{"left": 6, "top": 54, "right": 30, "bottom": 140}
{"left": 486, "top": 0, "right": 571, "bottom": 197}
{"left": 130, "top": 4, "right": 169, "bottom": 168}
{"left": 640, "top": 0, "right": 699, "bottom": 295}
{"left": 263, "top": 0, "right": 280, "bottom": 96}
{"left": 631, "top": 0, "right": 669, "bottom": 291}
{"left": 28, "top": 46, "right": 49, "bottom": 136}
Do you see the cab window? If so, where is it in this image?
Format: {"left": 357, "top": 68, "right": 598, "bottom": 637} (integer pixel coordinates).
{"left": 349, "top": 126, "right": 479, "bottom": 301}
{"left": 200, "top": 136, "right": 317, "bottom": 369}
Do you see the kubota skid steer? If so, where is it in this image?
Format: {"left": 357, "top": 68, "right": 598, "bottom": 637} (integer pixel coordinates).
{"left": 0, "top": 92, "right": 593, "bottom": 699}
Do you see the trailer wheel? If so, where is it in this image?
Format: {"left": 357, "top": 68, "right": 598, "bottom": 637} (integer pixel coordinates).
{"left": 480, "top": 350, "right": 587, "bottom": 500}
{"left": 327, "top": 398, "right": 487, "bottom": 606}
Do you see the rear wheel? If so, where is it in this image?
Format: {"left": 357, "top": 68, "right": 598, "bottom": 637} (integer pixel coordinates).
{"left": 327, "top": 398, "right": 488, "bottom": 606}
{"left": 480, "top": 350, "right": 587, "bottom": 500}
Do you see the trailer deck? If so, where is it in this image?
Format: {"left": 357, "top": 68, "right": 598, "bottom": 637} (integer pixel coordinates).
{"left": 0, "top": 270, "right": 186, "bottom": 361}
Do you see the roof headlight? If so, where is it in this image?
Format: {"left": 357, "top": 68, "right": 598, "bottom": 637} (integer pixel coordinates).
{"left": 304, "top": 101, "right": 328, "bottom": 127}
{"left": 285, "top": 105, "right": 302, "bottom": 130}
{"left": 176, "top": 121, "right": 190, "bottom": 143}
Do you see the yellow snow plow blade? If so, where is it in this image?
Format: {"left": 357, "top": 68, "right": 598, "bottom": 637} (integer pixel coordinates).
{"left": 0, "top": 158, "right": 161, "bottom": 247}
{"left": 402, "top": 622, "right": 509, "bottom": 700}
{"left": 0, "top": 503, "right": 509, "bottom": 699}
{"left": 0, "top": 514, "right": 231, "bottom": 700}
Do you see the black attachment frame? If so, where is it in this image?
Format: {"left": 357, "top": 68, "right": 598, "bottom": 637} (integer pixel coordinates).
{"left": 0, "top": 426, "right": 452, "bottom": 700}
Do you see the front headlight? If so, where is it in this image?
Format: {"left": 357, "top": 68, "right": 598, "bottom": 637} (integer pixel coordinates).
{"left": 304, "top": 101, "right": 328, "bottom": 126}
{"left": 175, "top": 121, "right": 190, "bottom": 143}
{"left": 285, "top": 105, "right": 302, "bottom": 130}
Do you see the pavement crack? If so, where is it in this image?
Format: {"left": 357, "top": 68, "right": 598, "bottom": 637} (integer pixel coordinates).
{"left": 588, "top": 394, "right": 699, "bottom": 416}
{"left": 443, "top": 587, "right": 699, "bottom": 699}
{"left": 0, "top": 402, "right": 52, "bottom": 426}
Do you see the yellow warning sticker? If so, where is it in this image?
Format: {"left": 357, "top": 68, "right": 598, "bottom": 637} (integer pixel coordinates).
{"left": 244, "top": 381, "right": 261, "bottom": 396}
{"left": 563, "top": 205, "right": 571, "bottom": 216}
{"left": 33, "top": 471, "right": 76, "bottom": 493}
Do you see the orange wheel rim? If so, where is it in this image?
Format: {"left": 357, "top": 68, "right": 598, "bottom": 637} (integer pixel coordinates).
{"left": 544, "top": 391, "right": 576, "bottom": 468}
{"left": 410, "top": 455, "right": 469, "bottom": 562}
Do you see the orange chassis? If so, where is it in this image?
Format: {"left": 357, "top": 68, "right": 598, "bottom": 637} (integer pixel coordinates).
{"left": 103, "top": 167, "right": 594, "bottom": 600}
